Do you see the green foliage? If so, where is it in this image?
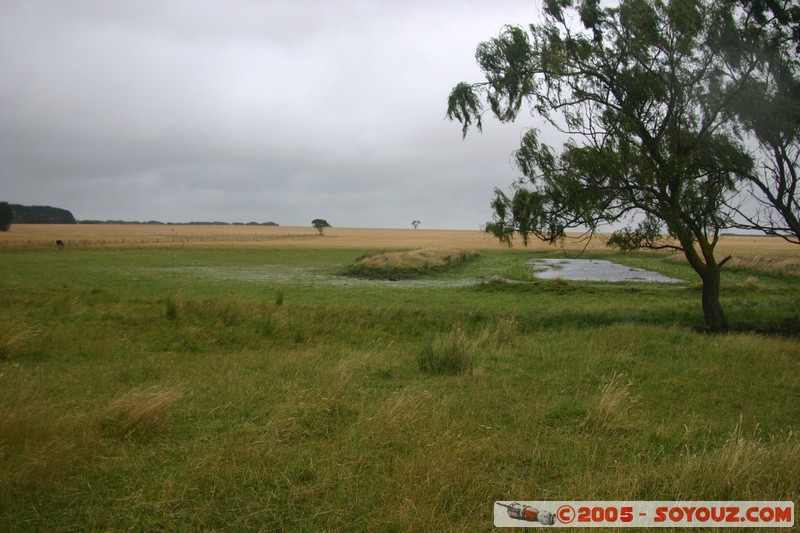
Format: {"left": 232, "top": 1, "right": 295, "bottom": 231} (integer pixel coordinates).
{"left": 607, "top": 216, "right": 665, "bottom": 252}
{"left": 446, "top": 82, "right": 485, "bottom": 137}
{"left": 453, "top": 1, "right": 756, "bottom": 248}
{"left": 3, "top": 203, "right": 76, "bottom": 224}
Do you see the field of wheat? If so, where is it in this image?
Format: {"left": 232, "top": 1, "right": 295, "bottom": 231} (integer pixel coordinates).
{"left": 0, "top": 224, "right": 573, "bottom": 250}
{"left": 3, "top": 224, "right": 799, "bottom": 258}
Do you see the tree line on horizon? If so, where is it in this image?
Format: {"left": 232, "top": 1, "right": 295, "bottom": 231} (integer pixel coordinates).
{"left": 0, "top": 202, "right": 279, "bottom": 229}
{"left": 0, "top": 203, "right": 76, "bottom": 227}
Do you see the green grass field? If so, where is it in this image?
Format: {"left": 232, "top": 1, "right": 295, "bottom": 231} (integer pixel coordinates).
{"left": 1, "top": 244, "right": 799, "bottom": 531}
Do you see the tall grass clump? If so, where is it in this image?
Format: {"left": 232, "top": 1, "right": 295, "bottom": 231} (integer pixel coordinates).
{"left": 476, "top": 316, "right": 519, "bottom": 350}
{"left": 670, "top": 423, "right": 800, "bottom": 499}
{"left": 0, "top": 325, "right": 36, "bottom": 360}
{"left": 260, "top": 313, "right": 277, "bottom": 338}
{"left": 165, "top": 293, "right": 182, "bottom": 320}
{"left": 97, "top": 386, "right": 183, "bottom": 441}
{"left": 581, "top": 373, "right": 638, "bottom": 432}
{"left": 742, "top": 276, "right": 760, "bottom": 290}
{"left": 417, "top": 327, "right": 477, "bottom": 375}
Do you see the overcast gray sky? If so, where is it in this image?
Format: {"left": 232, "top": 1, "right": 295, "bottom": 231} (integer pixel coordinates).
{"left": 1, "top": 0, "right": 549, "bottom": 229}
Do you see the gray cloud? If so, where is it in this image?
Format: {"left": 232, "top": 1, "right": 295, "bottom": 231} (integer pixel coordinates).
{"left": 1, "top": 0, "right": 544, "bottom": 228}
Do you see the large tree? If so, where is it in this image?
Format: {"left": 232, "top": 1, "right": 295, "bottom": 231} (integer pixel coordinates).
{"left": 448, "top": 0, "right": 771, "bottom": 331}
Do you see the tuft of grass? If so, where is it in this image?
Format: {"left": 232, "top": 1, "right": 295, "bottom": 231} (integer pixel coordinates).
{"left": 97, "top": 386, "right": 183, "bottom": 441}
{"left": 165, "top": 293, "right": 182, "bottom": 320}
{"left": 582, "top": 373, "right": 638, "bottom": 432}
{"left": 743, "top": 276, "right": 760, "bottom": 290}
{"left": 670, "top": 423, "right": 800, "bottom": 499}
{"left": 417, "top": 327, "right": 477, "bottom": 375}
{"left": 260, "top": 313, "right": 277, "bottom": 338}
{"left": 476, "top": 316, "right": 519, "bottom": 350}
{"left": 0, "top": 325, "right": 37, "bottom": 360}
{"left": 293, "top": 329, "right": 307, "bottom": 344}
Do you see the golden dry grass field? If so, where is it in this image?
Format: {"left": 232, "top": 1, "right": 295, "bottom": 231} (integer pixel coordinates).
{"left": 3, "top": 224, "right": 799, "bottom": 257}
{"left": 0, "top": 224, "right": 549, "bottom": 250}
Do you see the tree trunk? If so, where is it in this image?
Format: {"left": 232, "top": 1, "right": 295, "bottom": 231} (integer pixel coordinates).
{"left": 700, "top": 266, "right": 729, "bottom": 332}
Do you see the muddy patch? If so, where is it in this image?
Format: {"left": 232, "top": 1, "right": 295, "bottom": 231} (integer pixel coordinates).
{"left": 530, "top": 258, "right": 682, "bottom": 283}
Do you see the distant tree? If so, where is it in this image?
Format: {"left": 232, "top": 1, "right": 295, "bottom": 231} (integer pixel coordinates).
{"left": 312, "top": 219, "right": 331, "bottom": 236}
{"left": 7, "top": 204, "right": 76, "bottom": 224}
{"left": 412, "top": 220, "right": 421, "bottom": 229}
{"left": 0, "top": 202, "right": 12, "bottom": 231}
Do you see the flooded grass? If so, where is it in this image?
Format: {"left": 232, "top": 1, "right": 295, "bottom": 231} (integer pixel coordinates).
{"left": 152, "top": 254, "right": 683, "bottom": 288}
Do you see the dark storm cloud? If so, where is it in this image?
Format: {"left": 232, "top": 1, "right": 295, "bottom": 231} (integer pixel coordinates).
{"left": 1, "top": 0, "right": 544, "bottom": 228}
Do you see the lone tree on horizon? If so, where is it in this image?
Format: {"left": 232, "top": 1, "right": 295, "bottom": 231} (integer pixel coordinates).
{"left": 412, "top": 220, "right": 421, "bottom": 229}
{"left": 447, "top": 0, "right": 796, "bottom": 331}
{"left": 312, "top": 219, "right": 331, "bottom": 236}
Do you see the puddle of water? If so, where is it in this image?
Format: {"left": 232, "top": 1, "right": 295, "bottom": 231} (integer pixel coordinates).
{"left": 530, "top": 258, "right": 681, "bottom": 283}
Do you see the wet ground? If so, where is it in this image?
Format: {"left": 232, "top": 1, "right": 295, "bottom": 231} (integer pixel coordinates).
{"left": 529, "top": 258, "right": 682, "bottom": 283}
{"left": 153, "top": 257, "right": 681, "bottom": 288}
{"left": 162, "top": 265, "right": 481, "bottom": 288}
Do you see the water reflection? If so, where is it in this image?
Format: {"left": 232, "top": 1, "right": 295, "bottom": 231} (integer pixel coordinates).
{"left": 530, "top": 258, "right": 681, "bottom": 283}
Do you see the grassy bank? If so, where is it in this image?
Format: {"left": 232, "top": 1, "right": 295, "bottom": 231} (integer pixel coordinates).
{"left": 344, "top": 248, "right": 479, "bottom": 279}
{"left": 1, "top": 245, "right": 798, "bottom": 531}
